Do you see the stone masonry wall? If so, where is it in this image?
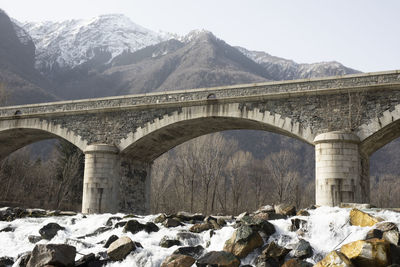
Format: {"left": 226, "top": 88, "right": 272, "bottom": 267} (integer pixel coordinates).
{"left": 0, "top": 71, "right": 398, "bottom": 117}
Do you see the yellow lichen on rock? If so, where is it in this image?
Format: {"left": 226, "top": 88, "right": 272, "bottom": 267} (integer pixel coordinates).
{"left": 313, "top": 251, "right": 354, "bottom": 267}
{"left": 340, "top": 238, "right": 390, "bottom": 267}
{"left": 349, "top": 208, "right": 383, "bottom": 227}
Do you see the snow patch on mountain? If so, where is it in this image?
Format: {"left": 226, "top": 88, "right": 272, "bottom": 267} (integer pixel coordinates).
{"left": 180, "top": 29, "right": 216, "bottom": 43}
{"left": 23, "top": 14, "right": 170, "bottom": 71}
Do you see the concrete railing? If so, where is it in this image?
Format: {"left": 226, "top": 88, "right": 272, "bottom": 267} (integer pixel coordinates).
{"left": 0, "top": 70, "right": 399, "bottom": 118}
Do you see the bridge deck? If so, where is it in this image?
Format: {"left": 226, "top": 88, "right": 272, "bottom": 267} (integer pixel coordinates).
{"left": 0, "top": 70, "right": 399, "bottom": 118}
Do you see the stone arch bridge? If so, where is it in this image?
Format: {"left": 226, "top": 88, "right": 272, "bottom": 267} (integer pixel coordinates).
{"left": 1, "top": 70, "right": 400, "bottom": 214}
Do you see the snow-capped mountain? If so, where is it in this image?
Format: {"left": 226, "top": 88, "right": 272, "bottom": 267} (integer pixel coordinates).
{"left": 23, "top": 14, "right": 170, "bottom": 72}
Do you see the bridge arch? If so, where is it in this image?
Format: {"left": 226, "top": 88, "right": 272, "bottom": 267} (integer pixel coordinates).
{"left": 0, "top": 117, "right": 87, "bottom": 160}
{"left": 358, "top": 103, "right": 400, "bottom": 156}
{"left": 118, "top": 103, "right": 314, "bottom": 160}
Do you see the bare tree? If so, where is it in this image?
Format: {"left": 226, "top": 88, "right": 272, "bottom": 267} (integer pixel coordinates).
{"left": 264, "top": 150, "right": 301, "bottom": 204}
{"left": 248, "top": 159, "right": 269, "bottom": 210}
{"left": 371, "top": 174, "right": 400, "bottom": 208}
{"left": 225, "top": 150, "right": 253, "bottom": 214}
{"left": 150, "top": 153, "right": 174, "bottom": 212}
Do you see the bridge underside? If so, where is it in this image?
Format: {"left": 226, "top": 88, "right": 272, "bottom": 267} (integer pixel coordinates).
{"left": 121, "top": 116, "right": 312, "bottom": 162}
{"left": 0, "top": 129, "right": 59, "bottom": 161}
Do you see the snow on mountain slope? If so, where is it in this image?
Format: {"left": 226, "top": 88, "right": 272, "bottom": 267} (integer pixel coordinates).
{"left": 23, "top": 14, "right": 170, "bottom": 71}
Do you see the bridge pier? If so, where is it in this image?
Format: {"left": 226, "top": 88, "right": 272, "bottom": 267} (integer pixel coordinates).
{"left": 314, "top": 131, "right": 367, "bottom": 206}
{"left": 82, "top": 144, "right": 120, "bottom": 214}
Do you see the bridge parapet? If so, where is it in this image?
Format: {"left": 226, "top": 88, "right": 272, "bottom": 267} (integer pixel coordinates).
{"left": 0, "top": 70, "right": 399, "bottom": 118}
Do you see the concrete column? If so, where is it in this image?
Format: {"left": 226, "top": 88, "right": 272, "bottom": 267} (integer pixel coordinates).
{"left": 82, "top": 144, "right": 120, "bottom": 214}
{"left": 314, "top": 131, "right": 362, "bottom": 206}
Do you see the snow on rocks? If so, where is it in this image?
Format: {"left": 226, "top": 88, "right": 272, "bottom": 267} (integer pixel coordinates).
{"left": 0, "top": 205, "right": 400, "bottom": 266}
{"left": 22, "top": 14, "right": 170, "bottom": 71}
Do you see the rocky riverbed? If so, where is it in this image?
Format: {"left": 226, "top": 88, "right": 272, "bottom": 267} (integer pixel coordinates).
{"left": 0, "top": 205, "right": 399, "bottom": 266}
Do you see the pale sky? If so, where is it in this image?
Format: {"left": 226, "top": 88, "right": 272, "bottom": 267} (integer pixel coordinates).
{"left": 1, "top": 0, "right": 399, "bottom": 72}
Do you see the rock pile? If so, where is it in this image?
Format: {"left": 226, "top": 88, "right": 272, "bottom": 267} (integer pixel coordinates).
{"left": 1, "top": 205, "right": 400, "bottom": 266}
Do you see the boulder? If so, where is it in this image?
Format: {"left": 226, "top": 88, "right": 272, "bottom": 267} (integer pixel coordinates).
{"left": 255, "top": 258, "right": 279, "bottom": 267}
{"left": 123, "top": 220, "right": 145, "bottom": 234}
{"left": 163, "top": 218, "right": 183, "bottom": 228}
{"left": 74, "top": 253, "right": 95, "bottom": 267}
{"left": 107, "top": 236, "right": 135, "bottom": 261}
{"left": 236, "top": 212, "right": 249, "bottom": 221}
{"left": 349, "top": 209, "right": 383, "bottom": 227}
{"left": 28, "top": 235, "right": 42, "bottom": 244}
{"left": 255, "top": 241, "right": 290, "bottom": 265}
{"left": 175, "top": 211, "right": 205, "bottom": 222}
{"left": 39, "top": 223, "right": 65, "bottom": 240}
{"left": 275, "top": 204, "right": 296, "bottom": 216}
{"left": 197, "top": 251, "right": 240, "bottom": 267}
{"left": 189, "top": 222, "right": 213, "bottom": 233}
{"left": 290, "top": 218, "right": 308, "bottom": 232}
{"left": 383, "top": 230, "right": 400, "bottom": 246}
{"left": 239, "top": 215, "right": 276, "bottom": 236}
{"left": 0, "top": 257, "right": 14, "bottom": 267}
{"left": 375, "top": 222, "right": 399, "bottom": 232}
{"left": 144, "top": 222, "right": 159, "bottom": 233}
{"left": 282, "top": 258, "right": 312, "bottom": 267}
{"left": 17, "top": 253, "right": 31, "bottom": 267}
{"left": 160, "top": 236, "right": 181, "bottom": 248}
{"left": 340, "top": 238, "right": 390, "bottom": 267}
{"left": 154, "top": 213, "right": 167, "bottom": 224}
{"left": 366, "top": 229, "right": 383, "bottom": 240}
{"left": 114, "top": 221, "right": 127, "bottom": 228}
{"left": 290, "top": 239, "right": 312, "bottom": 259}
{"left": 223, "top": 225, "right": 264, "bottom": 258}
{"left": 314, "top": 250, "right": 354, "bottom": 267}
{"left": 58, "top": 211, "right": 77, "bottom": 216}
{"left": 105, "top": 216, "right": 122, "bottom": 226}
{"left": 0, "top": 226, "right": 14, "bottom": 232}
{"left": 217, "top": 217, "right": 227, "bottom": 227}
{"left": 296, "top": 209, "right": 311, "bottom": 216}
{"left": 161, "top": 254, "right": 195, "bottom": 267}
{"left": 256, "top": 205, "right": 275, "bottom": 213}
{"left": 373, "top": 222, "right": 400, "bottom": 245}
{"left": 26, "top": 244, "right": 76, "bottom": 267}
{"left": 26, "top": 209, "right": 47, "bottom": 218}
{"left": 123, "top": 214, "right": 139, "bottom": 219}
{"left": 173, "top": 245, "right": 205, "bottom": 259}
{"left": 390, "top": 244, "right": 400, "bottom": 265}
{"left": 253, "top": 212, "right": 286, "bottom": 221}
{"left": 104, "top": 235, "right": 119, "bottom": 248}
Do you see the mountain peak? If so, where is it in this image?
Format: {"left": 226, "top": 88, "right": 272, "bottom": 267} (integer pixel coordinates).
{"left": 23, "top": 14, "right": 170, "bottom": 71}
{"left": 181, "top": 29, "right": 216, "bottom": 43}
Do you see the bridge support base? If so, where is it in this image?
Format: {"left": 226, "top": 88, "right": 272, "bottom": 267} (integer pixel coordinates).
{"left": 314, "top": 131, "right": 366, "bottom": 206}
{"left": 118, "top": 158, "right": 152, "bottom": 214}
{"left": 82, "top": 144, "right": 120, "bottom": 214}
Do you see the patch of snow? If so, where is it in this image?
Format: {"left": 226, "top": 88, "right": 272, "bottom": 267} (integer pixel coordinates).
{"left": 1, "top": 207, "right": 399, "bottom": 266}
{"left": 22, "top": 14, "right": 171, "bottom": 71}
